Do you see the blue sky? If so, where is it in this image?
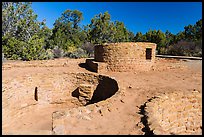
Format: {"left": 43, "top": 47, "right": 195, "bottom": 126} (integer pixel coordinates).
{"left": 31, "top": 2, "right": 202, "bottom": 35}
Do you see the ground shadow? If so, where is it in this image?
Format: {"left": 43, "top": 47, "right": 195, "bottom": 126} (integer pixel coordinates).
{"left": 78, "top": 62, "right": 96, "bottom": 73}
{"left": 71, "top": 87, "right": 79, "bottom": 99}
{"left": 137, "top": 96, "right": 158, "bottom": 135}
{"left": 71, "top": 76, "right": 119, "bottom": 106}
{"left": 138, "top": 103, "right": 154, "bottom": 135}
{"left": 87, "top": 76, "right": 119, "bottom": 105}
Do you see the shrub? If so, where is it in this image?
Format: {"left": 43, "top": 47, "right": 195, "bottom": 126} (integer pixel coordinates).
{"left": 166, "top": 40, "right": 202, "bottom": 57}
{"left": 2, "top": 34, "right": 47, "bottom": 61}
{"left": 44, "top": 49, "right": 54, "bottom": 59}
{"left": 53, "top": 46, "right": 64, "bottom": 58}
{"left": 21, "top": 35, "right": 46, "bottom": 61}
{"left": 68, "top": 48, "right": 88, "bottom": 58}
{"left": 81, "top": 42, "right": 94, "bottom": 57}
{"left": 2, "top": 36, "right": 26, "bottom": 60}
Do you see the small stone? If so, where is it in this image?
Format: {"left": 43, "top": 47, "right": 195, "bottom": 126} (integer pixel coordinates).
{"left": 120, "top": 99, "right": 125, "bottom": 103}
{"left": 82, "top": 115, "right": 91, "bottom": 121}
{"left": 99, "top": 109, "right": 103, "bottom": 116}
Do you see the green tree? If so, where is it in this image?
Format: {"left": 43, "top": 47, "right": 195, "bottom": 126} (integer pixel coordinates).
{"left": 51, "top": 9, "right": 85, "bottom": 51}
{"left": 2, "top": 2, "right": 49, "bottom": 60}
{"left": 184, "top": 19, "right": 202, "bottom": 41}
{"left": 175, "top": 31, "right": 185, "bottom": 42}
{"left": 88, "top": 11, "right": 131, "bottom": 44}
{"left": 2, "top": 2, "right": 43, "bottom": 41}
{"left": 143, "top": 30, "right": 166, "bottom": 53}
{"left": 128, "top": 31, "right": 135, "bottom": 42}
{"left": 165, "top": 30, "right": 175, "bottom": 47}
{"left": 113, "top": 21, "right": 129, "bottom": 42}
{"left": 134, "top": 32, "right": 144, "bottom": 42}
{"left": 88, "top": 11, "right": 112, "bottom": 44}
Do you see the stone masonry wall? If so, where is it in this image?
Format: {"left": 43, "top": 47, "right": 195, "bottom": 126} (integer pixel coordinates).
{"left": 74, "top": 73, "right": 119, "bottom": 105}
{"left": 94, "top": 42, "right": 157, "bottom": 72}
{"left": 85, "top": 59, "right": 108, "bottom": 73}
{"left": 145, "top": 90, "right": 202, "bottom": 135}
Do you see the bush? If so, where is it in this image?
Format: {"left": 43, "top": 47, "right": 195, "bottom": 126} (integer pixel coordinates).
{"left": 44, "top": 49, "right": 54, "bottom": 59}
{"left": 68, "top": 48, "right": 88, "bottom": 58}
{"left": 37, "top": 49, "right": 54, "bottom": 60}
{"left": 2, "top": 36, "right": 26, "bottom": 60}
{"left": 81, "top": 42, "right": 94, "bottom": 57}
{"left": 159, "top": 47, "right": 168, "bottom": 55}
{"left": 166, "top": 40, "right": 202, "bottom": 57}
{"left": 53, "top": 46, "right": 64, "bottom": 58}
{"left": 2, "top": 34, "right": 48, "bottom": 61}
{"left": 20, "top": 35, "right": 46, "bottom": 61}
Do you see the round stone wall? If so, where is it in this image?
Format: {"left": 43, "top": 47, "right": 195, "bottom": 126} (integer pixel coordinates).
{"left": 94, "top": 42, "right": 157, "bottom": 72}
{"left": 145, "top": 90, "right": 202, "bottom": 135}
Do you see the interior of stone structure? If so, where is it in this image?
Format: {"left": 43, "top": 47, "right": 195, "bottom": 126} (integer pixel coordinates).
{"left": 2, "top": 72, "right": 119, "bottom": 134}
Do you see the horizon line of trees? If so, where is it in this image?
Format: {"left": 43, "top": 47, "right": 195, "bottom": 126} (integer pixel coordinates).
{"left": 2, "top": 2, "right": 202, "bottom": 61}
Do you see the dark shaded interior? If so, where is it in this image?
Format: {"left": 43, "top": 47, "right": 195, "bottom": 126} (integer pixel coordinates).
{"left": 72, "top": 75, "right": 119, "bottom": 105}
{"left": 146, "top": 48, "right": 152, "bottom": 60}
{"left": 87, "top": 76, "right": 119, "bottom": 105}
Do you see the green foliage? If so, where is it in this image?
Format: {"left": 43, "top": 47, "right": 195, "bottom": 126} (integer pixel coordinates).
{"left": 113, "top": 21, "right": 129, "bottom": 42}
{"left": 68, "top": 48, "right": 88, "bottom": 59}
{"left": 128, "top": 31, "right": 135, "bottom": 42}
{"left": 87, "top": 11, "right": 132, "bottom": 44}
{"left": 25, "top": 35, "right": 46, "bottom": 60}
{"left": 132, "top": 19, "right": 202, "bottom": 56}
{"left": 2, "top": 34, "right": 47, "bottom": 61}
{"left": 53, "top": 46, "right": 64, "bottom": 58}
{"left": 2, "top": 36, "right": 26, "bottom": 60}
{"left": 184, "top": 19, "right": 202, "bottom": 41}
{"left": 81, "top": 42, "right": 94, "bottom": 57}
{"left": 2, "top": 2, "right": 43, "bottom": 41}
{"left": 134, "top": 32, "right": 144, "bottom": 42}
{"left": 88, "top": 11, "right": 112, "bottom": 44}
{"left": 41, "top": 49, "right": 54, "bottom": 60}
{"left": 2, "top": 2, "right": 202, "bottom": 60}
{"left": 51, "top": 9, "right": 85, "bottom": 51}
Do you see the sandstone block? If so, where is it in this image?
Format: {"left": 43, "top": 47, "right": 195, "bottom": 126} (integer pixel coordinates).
{"left": 78, "top": 84, "right": 94, "bottom": 105}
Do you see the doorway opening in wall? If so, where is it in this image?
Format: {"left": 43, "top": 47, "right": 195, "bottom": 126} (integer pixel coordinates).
{"left": 146, "top": 48, "right": 152, "bottom": 60}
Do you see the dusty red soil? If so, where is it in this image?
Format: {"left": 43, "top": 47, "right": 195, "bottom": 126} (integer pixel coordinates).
{"left": 2, "top": 57, "right": 202, "bottom": 135}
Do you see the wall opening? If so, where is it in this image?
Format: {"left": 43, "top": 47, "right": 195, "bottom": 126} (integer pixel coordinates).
{"left": 146, "top": 48, "right": 152, "bottom": 60}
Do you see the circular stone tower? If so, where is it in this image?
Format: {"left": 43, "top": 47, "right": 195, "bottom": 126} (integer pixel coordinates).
{"left": 86, "top": 42, "right": 157, "bottom": 72}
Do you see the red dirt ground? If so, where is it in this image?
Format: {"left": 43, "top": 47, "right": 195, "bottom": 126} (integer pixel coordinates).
{"left": 2, "top": 57, "right": 202, "bottom": 135}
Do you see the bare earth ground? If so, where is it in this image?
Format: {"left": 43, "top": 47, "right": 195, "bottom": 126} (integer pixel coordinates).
{"left": 2, "top": 57, "right": 202, "bottom": 135}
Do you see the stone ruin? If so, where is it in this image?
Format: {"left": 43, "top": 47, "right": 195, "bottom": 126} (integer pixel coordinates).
{"left": 86, "top": 42, "right": 157, "bottom": 72}
{"left": 2, "top": 72, "right": 122, "bottom": 134}
{"left": 72, "top": 73, "right": 120, "bottom": 105}
{"left": 3, "top": 42, "right": 202, "bottom": 135}
{"left": 142, "top": 90, "right": 202, "bottom": 135}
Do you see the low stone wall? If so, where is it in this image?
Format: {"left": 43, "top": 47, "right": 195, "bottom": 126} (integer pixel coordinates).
{"left": 145, "top": 90, "right": 202, "bottom": 135}
{"left": 52, "top": 73, "right": 123, "bottom": 135}
{"left": 74, "top": 73, "right": 119, "bottom": 105}
{"left": 85, "top": 59, "right": 107, "bottom": 73}
{"left": 3, "top": 72, "right": 121, "bottom": 134}
{"left": 93, "top": 42, "right": 157, "bottom": 72}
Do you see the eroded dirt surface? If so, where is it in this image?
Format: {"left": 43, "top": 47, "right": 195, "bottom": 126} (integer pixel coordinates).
{"left": 2, "top": 58, "right": 202, "bottom": 135}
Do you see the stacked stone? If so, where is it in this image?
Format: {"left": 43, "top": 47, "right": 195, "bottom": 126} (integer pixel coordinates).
{"left": 78, "top": 84, "right": 94, "bottom": 105}
{"left": 75, "top": 73, "right": 120, "bottom": 105}
{"left": 85, "top": 59, "right": 108, "bottom": 73}
{"left": 94, "top": 42, "right": 156, "bottom": 72}
{"left": 145, "top": 90, "right": 202, "bottom": 135}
